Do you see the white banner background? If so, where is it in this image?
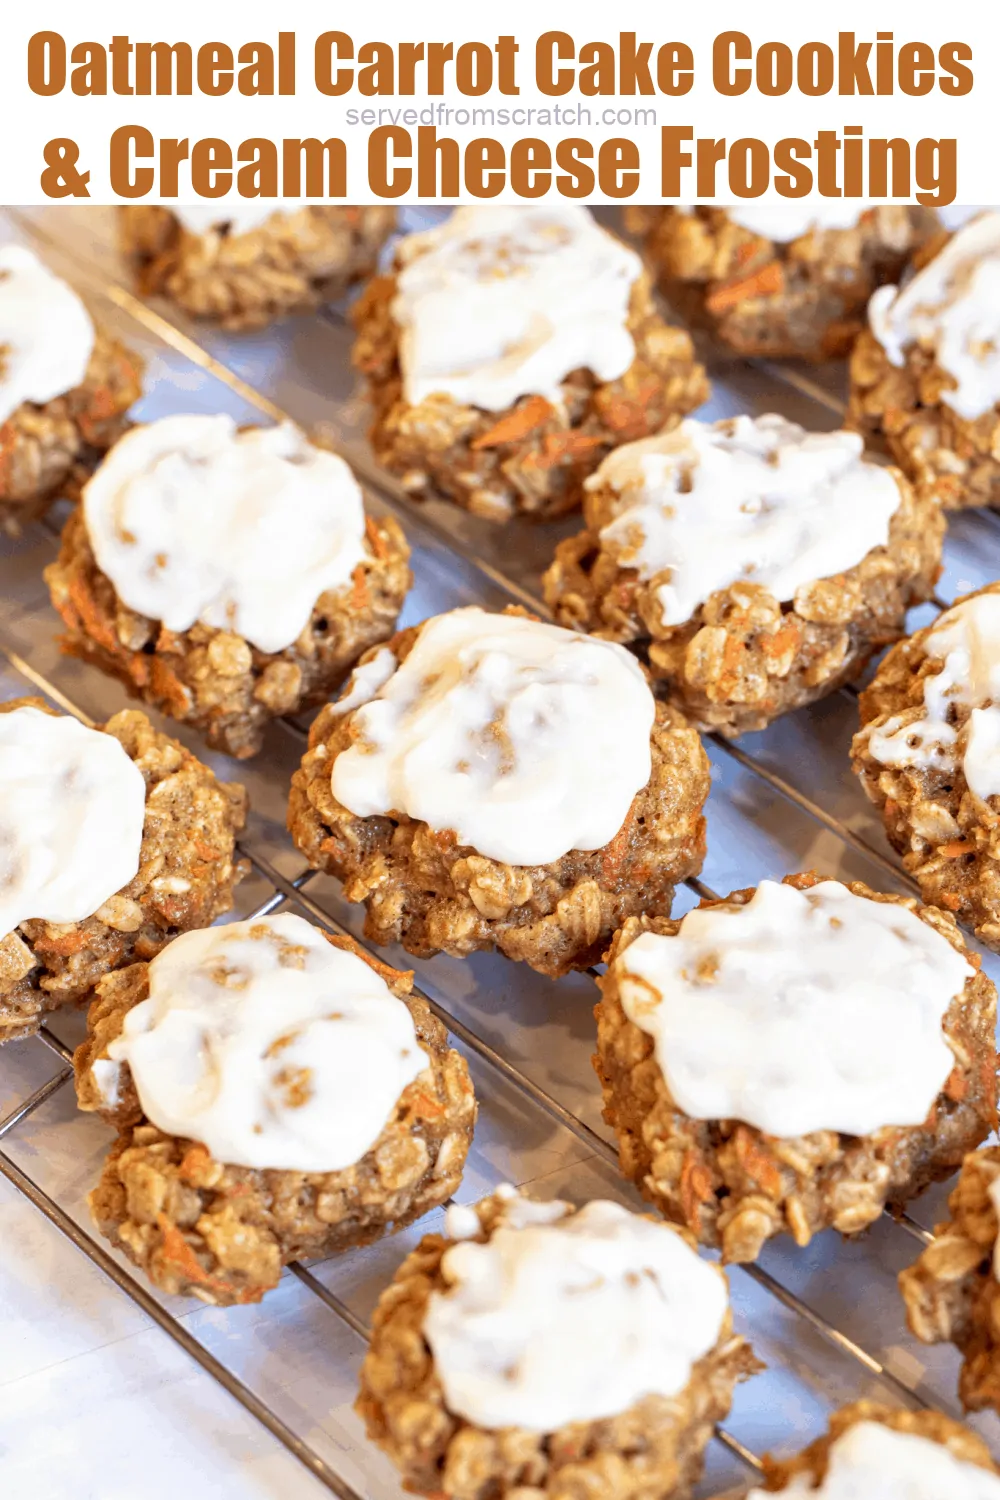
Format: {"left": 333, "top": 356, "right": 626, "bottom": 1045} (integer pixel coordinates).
{"left": 0, "top": 0, "right": 994, "bottom": 205}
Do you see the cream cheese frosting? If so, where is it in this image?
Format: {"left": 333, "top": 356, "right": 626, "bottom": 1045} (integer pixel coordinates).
{"left": 592, "top": 414, "right": 901, "bottom": 627}
{"left": 747, "top": 1420, "right": 1000, "bottom": 1498}
{"left": 0, "top": 706, "right": 146, "bottom": 942}
{"left": 868, "top": 592, "right": 1000, "bottom": 802}
{"left": 725, "top": 202, "right": 870, "bottom": 241}
{"left": 0, "top": 244, "right": 95, "bottom": 426}
{"left": 100, "top": 914, "right": 427, "bottom": 1172}
{"left": 329, "top": 607, "right": 655, "bottom": 867}
{"left": 612, "top": 879, "right": 971, "bottom": 1138}
{"left": 868, "top": 211, "right": 1000, "bottom": 420}
{"left": 172, "top": 204, "right": 283, "bottom": 236}
{"left": 82, "top": 414, "right": 368, "bottom": 655}
{"left": 392, "top": 205, "right": 642, "bottom": 411}
{"left": 424, "top": 1192, "right": 728, "bottom": 1431}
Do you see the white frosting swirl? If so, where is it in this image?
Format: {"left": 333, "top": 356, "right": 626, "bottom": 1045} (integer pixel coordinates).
{"left": 868, "top": 211, "right": 1000, "bottom": 420}
{"left": 612, "top": 880, "right": 971, "bottom": 1138}
{"left": 0, "top": 245, "right": 95, "bottom": 426}
{"left": 747, "top": 1420, "right": 1000, "bottom": 1498}
{"left": 868, "top": 592, "right": 1000, "bottom": 803}
{"left": 392, "top": 205, "right": 641, "bottom": 411}
{"left": 330, "top": 607, "right": 655, "bottom": 867}
{"left": 424, "top": 1194, "right": 728, "bottom": 1431}
{"left": 103, "top": 914, "right": 427, "bottom": 1172}
{"left": 591, "top": 414, "right": 901, "bottom": 626}
{"left": 172, "top": 204, "right": 282, "bottom": 237}
{"left": 83, "top": 415, "right": 368, "bottom": 655}
{"left": 0, "top": 706, "right": 145, "bottom": 941}
{"left": 725, "top": 202, "right": 869, "bottom": 242}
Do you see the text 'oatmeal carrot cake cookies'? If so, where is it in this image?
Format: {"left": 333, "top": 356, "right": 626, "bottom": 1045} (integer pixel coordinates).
{"left": 44, "top": 412, "right": 411, "bottom": 759}
{"left": 544, "top": 412, "right": 942, "bottom": 736}
{"left": 119, "top": 203, "right": 396, "bottom": 330}
{"left": 351, "top": 204, "right": 709, "bottom": 522}
{"left": 0, "top": 244, "right": 141, "bottom": 532}
{"left": 74, "top": 914, "right": 476, "bottom": 1305}
{"left": 626, "top": 202, "right": 938, "bottom": 362}
{"left": 849, "top": 211, "right": 1000, "bottom": 510}
{"left": 357, "top": 1187, "right": 757, "bottom": 1500}
{"left": 288, "top": 605, "right": 710, "bottom": 976}
{"left": 853, "top": 583, "right": 1000, "bottom": 950}
{"left": 725, "top": 1400, "right": 1000, "bottom": 1498}
{"left": 899, "top": 1145, "right": 1000, "bottom": 1415}
{"left": 0, "top": 698, "right": 246, "bottom": 1043}
{"left": 595, "top": 873, "right": 996, "bottom": 1264}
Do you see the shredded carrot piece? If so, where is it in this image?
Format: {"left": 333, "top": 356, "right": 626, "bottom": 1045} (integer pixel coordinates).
{"left": 680, "top": 1150, "right": 713, "bottom": 1227}
{"left": 155, "top": 1214, "right": 263, "bottom": 1304}
{"left": 364, "top": 514, "right": 388, "bottom": 561}
{"left": 540, "top": 430, "right": 605, "bottom": 465}
{"left": 940, "top": 840, "right": 975, "bottom": 858}
{"left": 178, "top": 1144, "right": 212, "bottom": 1184}
{"left": 762, "top": 624, "right": 801, "bottom": 662}
{"left": 733, "top": 1125, "right": 782, "bottom": 1196}
{"left": 705, "top": 260, "right": 785, "bottom": 315}
{"left": 471, "top": 395, "right": 553, "bottom": 450}
{"left": 944, "top": 1067, "right": 969, "bottom": 1102}
{"left": 350, "top": 564, "right": 369, "bottom": 611}
{"left": 938, "top": 892, "right": 962, "bottom": 911}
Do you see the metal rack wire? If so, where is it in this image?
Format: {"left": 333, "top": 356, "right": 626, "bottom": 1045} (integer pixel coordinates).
{"left": 1, "top": 209, "right": 997, "bottom": 1497}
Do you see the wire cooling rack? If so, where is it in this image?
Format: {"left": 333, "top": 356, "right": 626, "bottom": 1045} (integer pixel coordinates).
{"left": 2, "top": 206, "right": 1000, "bottom": 1498}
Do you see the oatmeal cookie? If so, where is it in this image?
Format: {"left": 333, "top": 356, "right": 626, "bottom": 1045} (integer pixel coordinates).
{"left": 0, "top": 698, "right": 247, "bottom": 1043}
{"left": 899, "top": 1146, "right": 1000, "bottom": 1414}
{"left": 853, "top": 584, "right": 1000, "bottom": 951}
{"left": 737, "top": 1399, "right": 1000, "bottom": 1494}
{"left": 288, "top": 608, "right": 710, "bottom": 977}
{"left": 74, "top": 917, "right": 476, "bottom": 1306}
{"left": 849, "top": 213, "right": 1000, "bottom": 510}
{"left": 45, "top": 416, "right": 411, "bottom": 759}
{"left": 357, "top": 1190, "right": 758, "bottom": 1500}
{"left": 119, "top": 204, "right": 396, "bottom": 330}
{"left": 352, "top": 205, "right": 708, "bottom": 522}
{"left": 0, "top": 243, "right": 141, "bottom": 532}
{"left": 595, "top": 873, "right": 996, "bottom": 1264}
{"left": 545, "top": 414, "right": 943, "bottom": 737}
{"left": 628, "top": 204, "right": 937, "bottom": 361}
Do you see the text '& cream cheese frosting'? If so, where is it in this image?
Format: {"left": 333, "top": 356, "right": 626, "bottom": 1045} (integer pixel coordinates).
{"left": 868, "top": 592, "right": 1000, "bottom": 803}
{"left": 83, "top": 414, "right": 368, "bottom": 655}
{"left": 592, "top": 414, "right": 901, "bottom": 627}
{"left": 868, "top": 211, "right": 1000, "bottom": 421}
{"left": 0, "top": 706, "right": 146, "bottom": 942}
{"left": 330, "top": 607, "right": 655, "bottom": 867}
{"left": 172, "top": 204, "right": 284, "bottom": 237}
{"left": 424, "top": 1192, "right": 728, "bottom": 1431}
{"left": 392, "top": 204, "right": 642, "bottom": 411}
{"left": 747, "top": 1420, "right": 1000, "bottom": 1499}
{"left": 99, "top": 914, "right": 427, "bottom": 1172}
{"left": 612, "top": 879, "right": 971, "bottom": 1138}
{"left": 0, "top": 244, "right": 96, "bottom": 426}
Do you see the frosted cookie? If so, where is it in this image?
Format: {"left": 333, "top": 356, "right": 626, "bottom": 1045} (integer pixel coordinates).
{"left": 357, "top": 1187, "right": 757, "bottom": 1500}
{"left": 594, "top": 873, "right": 996, "bottom": 1264}
{"left": 118, "top": 204, "right": 396, "bottom": 330}
{"left": 74, "top": 914, "right": 475, "bottom": 1305}
{"left": 44, "top": 413, "right": 411, "bottom": 759}
{"left": 626, "top": 203, "right": 937, "bottom": 361}
{"left": 0, "top": 698, "right": 247, "bottom": 1042}
{"left": 351, "top": 204, "right": 709, "bottom": 522}
{"left": 853, "top": 583, "right": 1000, "bottom": 950}
{"left": 288, "top": 606, "right": 710, "bottom": 977}
{"left": 849, "top": 212, "right": 1000, "bottom": 509}
{"left": 900, "top": 1145, "right": 1000, "bottom": 1414}
{"left": 544, "top": 413, "right": 942, "bottom": 737}
{"left": 727, "top": 1401, "right": 1000, "bottom": 1498}
{"left": 0, "top": 244, "right": 141, "bottom": 532}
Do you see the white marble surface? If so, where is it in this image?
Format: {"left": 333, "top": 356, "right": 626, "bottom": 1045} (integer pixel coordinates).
{"left": 0, "top": 205, "right": 998, "bottom": 1498}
